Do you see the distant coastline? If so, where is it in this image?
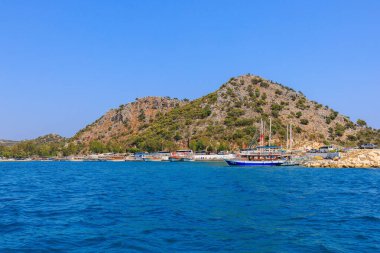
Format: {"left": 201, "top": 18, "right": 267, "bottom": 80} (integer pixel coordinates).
{"left": 1, "top": 148, "right": 380, "bottom": 169}
{"left": 1, "top": 75, "right": 379, "bottom": 162}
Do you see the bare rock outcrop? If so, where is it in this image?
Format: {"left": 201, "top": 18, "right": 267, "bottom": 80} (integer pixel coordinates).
{"left": 305, "top": 149, "right": 380, "bottom": 168}
{"left": 73, "top": 97, "right": 188, "bottom": 146}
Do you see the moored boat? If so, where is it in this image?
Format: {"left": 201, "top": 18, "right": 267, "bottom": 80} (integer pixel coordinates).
{"left": 225, "top": 146, "right": 285, "bottom": 166}
{"left": 142, "top": 151, "right": 171, "bottom": 161}
{"left": 225, "top": 117, "right": 294, "bottom": 167}
{"left": 169, "top": 150, "right": 195, "bottom": 162}
{"left": 281, "top": 161, "right": 300, "bottom": 166}
{"left": 142, "top": 156, "right": 163, "bottom": 162}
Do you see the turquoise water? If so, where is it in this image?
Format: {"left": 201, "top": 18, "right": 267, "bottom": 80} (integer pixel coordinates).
{"left": 1, "top": 162, "right": 380, "bottom": 252}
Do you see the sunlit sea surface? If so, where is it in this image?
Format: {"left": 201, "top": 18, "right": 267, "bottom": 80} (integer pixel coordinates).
{"left": 1, "top": 161, "right": 380, "bottom": 252}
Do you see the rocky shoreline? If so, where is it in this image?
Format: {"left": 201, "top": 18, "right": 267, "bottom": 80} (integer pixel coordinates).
{"left": 304, "top": 149, "right": 380, "bottom": 168}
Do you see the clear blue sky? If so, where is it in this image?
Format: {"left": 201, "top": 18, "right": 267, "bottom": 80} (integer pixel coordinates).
{"left": 1, "top": 0, "right": 379, "bottom": 140}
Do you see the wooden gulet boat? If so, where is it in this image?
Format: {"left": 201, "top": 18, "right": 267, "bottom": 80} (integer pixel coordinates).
{"left": 225, "top": 118, "right": 287, "bottom": 166}
{"left": 225, "top": 146, "right": 285, "bottom": 166}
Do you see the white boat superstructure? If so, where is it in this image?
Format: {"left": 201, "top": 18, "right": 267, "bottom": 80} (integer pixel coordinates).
{"left": 169, "top": 150, "right": 195, "bottom": 162}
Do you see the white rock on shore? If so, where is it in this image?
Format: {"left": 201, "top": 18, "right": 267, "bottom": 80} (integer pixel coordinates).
{"left": 304, "top": 149, "right": 380, "bottom": 168}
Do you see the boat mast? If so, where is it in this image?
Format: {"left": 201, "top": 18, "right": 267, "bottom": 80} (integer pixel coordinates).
{"left": 290, "top": 124, "right": 293, "bottom": 151}
{"left": 269, "top": 117, "right": 272, "bottom": 146}
{"left": 286, "top": 124, "right": 289, "bottom": 150}
{"left": 260, "top": 118, "right": 263, "bottom": 146}
{"left": 263, "top": 121, "right": 266, "bottom": 146}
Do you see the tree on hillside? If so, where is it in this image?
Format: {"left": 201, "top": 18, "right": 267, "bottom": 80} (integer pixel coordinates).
{"left": 89, "top": 141, "right": 106, "bottom": 154}
{"left": 357, "top": 119, "right": 367, "bottom": 127}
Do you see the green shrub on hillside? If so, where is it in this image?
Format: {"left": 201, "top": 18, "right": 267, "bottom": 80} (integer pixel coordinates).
{"left": 334, "top": 123, "right": 345, "bottom": 137}
{"left": 325, "top": 110, "right": 338, "bottom": 124}
{"left": 227, "top": 108, "right": 245, "bottom": 118}
{"left": 138, "top": 110, "right": 146, "bottom": 121}
{"left": 235, "top": 118, "right": 254, "bottom": 126}
{"left": 255, "top": 88, "right": 260, "bottom": 98}
{"left": 357, "top": 119, "right": 367, "bottom": 127}
{"left": 251, "top": 78, "right": 260, "bottom": 85}
{"left": 270, "top": 103, "right": 284, "bottom": 118}
{"left": 296, "top": 97, "right": 309, "bottom": 110}
{"left": 300, "top": 119, "right": 309, "bottom": 125}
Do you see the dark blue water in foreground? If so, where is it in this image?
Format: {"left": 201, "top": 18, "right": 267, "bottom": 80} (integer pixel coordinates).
{"left": 1, "top": 162, "right": 380, "bottom": 252}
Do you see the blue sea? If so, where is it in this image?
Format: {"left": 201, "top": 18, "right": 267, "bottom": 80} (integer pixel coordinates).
{"left": 0, "top": 162, "right": 380, "bottom": 252}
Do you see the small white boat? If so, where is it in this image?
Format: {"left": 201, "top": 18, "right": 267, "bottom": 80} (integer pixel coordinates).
{"left": 169, "top": 150, "right": 195, "bottom": 162}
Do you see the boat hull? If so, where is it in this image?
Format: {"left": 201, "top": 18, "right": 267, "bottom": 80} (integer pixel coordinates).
{"left": 143, "top": 158, "right": 163, "bottom": 162}
{"left": 169, "top": 157, "right": 194, "bottom": 162}
{"left": 281, "top": 162, "right": 300, "bottom": 166}
{"left": 225, "top": 159, "right": 284, "bottom": 166}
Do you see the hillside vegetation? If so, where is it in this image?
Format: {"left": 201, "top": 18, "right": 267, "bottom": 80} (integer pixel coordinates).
{"left": 0, "top": 139, "right": 19, "bottom": 147}
{"left": 124, "top": 75, "right": 379, "bottom": 152}
{"left": 0, "top": 134, "right": 67, "bottom": 158}
{"left": 1, "top": 75, "right": 379, "bottom": 157}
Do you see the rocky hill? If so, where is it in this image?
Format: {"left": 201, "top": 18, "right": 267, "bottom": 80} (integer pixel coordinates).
{"left": 73, "top": 97, "right": 188, "bottom": 152}
{"left": 73, "top": 74, "right": 379, "bottom": 153}
{"left": 0, "top": 139, "right": 19, "bottom": 146}
{"left": 33, "top": 134, "right": 67, "bottom": 144}
{"left": 2, "top": 74, "right": 379, "bottom": 157}
{"left": 0, "top": 134, "right": 67, "bottom": 158}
